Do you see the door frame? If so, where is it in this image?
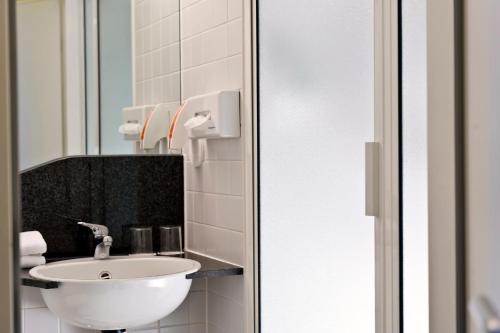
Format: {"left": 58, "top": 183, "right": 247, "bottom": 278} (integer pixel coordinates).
{"left": 0, "top": 0, "right": 20, "bottom": 332}
{"left": 427, "top": 0, "right": 466, "bottom": 332}
{"left": 374, "top": 0, "right": 401, "bottom": 332}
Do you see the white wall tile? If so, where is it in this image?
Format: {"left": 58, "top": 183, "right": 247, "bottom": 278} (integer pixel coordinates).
{"left": 136, "top": 55, "right": 144, "bottom": 82}
{"left": 189, "top": 324, "right": 206, "bottom": 333}
{"left": 187, "top": 222, "right": 244, "bottom": 265}
{"left": 205, "top": 139, "right": 243, "bottom": 161}
{"left": 228, "top": 161, "right": 244, "bottom": 195}
{"left": 162, "top": 72, "right": 181, "bottom": 102}
{"left": 163, "top": 0, "right": 180, "bottom": 18}
{"left": 135, "top": 1, "right": 247, "bottom": 331}
{"left": 226, "top": 55, "right": 243, "bottom": 90}
{"left": 137, "top": 81, "right": 145, "bottom": 105}
{"left": 182, "top": 24, "right": 227, "bottom": 69}
{"left": 227, "top": 0, "right": 242, "bottom": 20}
{"left": 143, "top": 0, "right": 152, "bottom": 26}
{"left": 144, "top": 80, "right": 153, "bottom": 103}
{"left": 207, "top": 323, "right": 223, "bottom": 333}
{"left": 190, "top": 277, "right": 207, "bottom": 292}
{"left": 137, "top": 29, "right": 145, "bottom": 55}
{"left": 161, "top": 15, "right": 180, "bottom": 47}
{"left": 186, "top": 190, "right": 195, "bottom": 221}
{"left": 153, "top": 49, "right": 161, "bottom": 77}
{"left": 136, "top": 1, "right": 145, "bottom": 29}
{"left": 207, "top": 292, "right": 243, "bottom": 333}
{"left": 161, "top": 43, "right": 180, "bottom": 75}
{"left": 144, "top": 26, "right": 152, "bottom": 52}
{"left": 152, "top": 22, "right": 161, "bottom": 50}
{"left": 153, "top": 77, "right": 162, "bottom": 103}
{"left": 188, "top": 291, "right": 206, "bottom": 324}
{"left": 21, "top": 287, "right": 45, "bottom": 309}
{"left": 134, "top": 0, "right": 180, "bottom": 107}
{"left": 207, "top": 276, "right": 244, "bottom": 305}
{"left": 181, "top": 0, "right": 202, "bottom": 9}
{"left": 181, "top": 0, "right": 228, "bottom": 39}
{"left": 185, "top": 161, "right": 243, "bottom": 196}
{"left": 151, "top": 0, "right": 162, "bottom": 23}
{"left": 189, "top": 192, "right": 244, "bottom": 232}
{"left": 181, "top": 55, "right": 242, "bottom": 99}
{"left": 226, "top": 19, "right": 242, "bottom": 56}
{"left": 144, "top": 52, "right": 153, "bottom": 79}
{"left": 24, "top": 308, "right": 59, "bottom": 333}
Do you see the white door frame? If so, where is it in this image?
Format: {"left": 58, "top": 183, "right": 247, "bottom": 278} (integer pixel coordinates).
{"left": 0, "top": 0, "right": 19, "bottom": 332}
{"left": 373, "top": 0, "right": 400, "bottom": 332}
{"left": 427, "top": 0, "right": 466, "bottom": 332}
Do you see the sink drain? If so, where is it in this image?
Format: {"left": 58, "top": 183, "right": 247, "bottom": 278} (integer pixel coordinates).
{"left": 99, "top": 271, "right": 112, "bottom": 280}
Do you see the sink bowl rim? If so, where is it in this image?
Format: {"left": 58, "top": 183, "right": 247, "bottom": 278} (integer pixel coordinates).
{"left": 29, "top": 256, "right": 201, "bottom": 283}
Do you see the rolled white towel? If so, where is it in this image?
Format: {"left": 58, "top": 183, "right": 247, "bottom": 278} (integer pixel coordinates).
{"left": 20, "top": 255, "right": 46, "bottom": 269}
{"left": 20, "top": 231, "right": 47, "bottom": 257}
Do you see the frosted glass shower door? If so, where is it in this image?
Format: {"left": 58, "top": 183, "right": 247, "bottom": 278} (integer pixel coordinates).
{"left": 258, "top": 0, "right": 375, "bottom": 332}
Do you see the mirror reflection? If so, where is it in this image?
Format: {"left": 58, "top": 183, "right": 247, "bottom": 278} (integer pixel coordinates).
{"left": 16, "top": 0, "right": 181, "bottom": 170}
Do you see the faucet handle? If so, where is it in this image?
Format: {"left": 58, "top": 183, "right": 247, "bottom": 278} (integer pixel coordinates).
{"left": 78, "top": 222, "right": 109, "bottom": 238}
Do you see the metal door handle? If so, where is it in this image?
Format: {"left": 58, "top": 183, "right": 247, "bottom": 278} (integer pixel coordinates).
{"left": 365, "top": 142, "right": 379, "bottom": 217}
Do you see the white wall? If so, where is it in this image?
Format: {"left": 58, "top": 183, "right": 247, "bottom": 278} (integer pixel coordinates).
{"left": 17, "top": 0, "right": 86, "bottom": 168}
{"left": 17, "top": 1, "right": 87, "bottom": 332}
{"left": 465, "top": 0, "right": 500, "bottom": 332}
{"left": 16, "top": 0, "right": 64, "bottom": 170}
{"left": 63, "top": 0, "right": 86, "bottom": 156}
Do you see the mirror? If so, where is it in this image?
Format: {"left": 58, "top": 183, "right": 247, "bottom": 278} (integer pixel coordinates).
{"left": 15, "top": 0, "right": 181, "bottom": 170}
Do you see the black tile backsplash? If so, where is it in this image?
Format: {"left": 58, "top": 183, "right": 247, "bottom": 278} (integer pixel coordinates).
{"left": 20, "top": 155, "right": 184, "bottom": 258}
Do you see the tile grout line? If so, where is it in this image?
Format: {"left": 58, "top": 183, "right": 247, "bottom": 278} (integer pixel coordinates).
{"left": 207, "top": 289, "right": 244, "bottom": 308}
{"left": 186, "top": 190, "right": 244, "bottom": 198}
{"left": 205, "top": 277, "right": 208, "bottom": 333}
{"left": 187, "top": 220, "right": 244, "bottom": 235}
{"left": 180, "top": 52, "right": 242, "bottom": 73}
{"left": 187, "top": 219, "right": 245, "bottom": 234}
{"left": 180, "top": 16, "right": 242, "bottom": 43}
{"left": 181, "top": 51, "right": 243, "bottom": 72}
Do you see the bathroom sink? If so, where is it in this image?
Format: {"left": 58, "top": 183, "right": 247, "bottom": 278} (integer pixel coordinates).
{"left": 29, "top": 256, "right": 201, "bottom": 330}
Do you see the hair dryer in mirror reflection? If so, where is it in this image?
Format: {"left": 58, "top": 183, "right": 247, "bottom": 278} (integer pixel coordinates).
{"left": 119, "top": 90, "right": 241, "bottom": 167}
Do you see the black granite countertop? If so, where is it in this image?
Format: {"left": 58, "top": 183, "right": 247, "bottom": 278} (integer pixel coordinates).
{"left": 21, "top": 251, "right": 243, "bottom": 289}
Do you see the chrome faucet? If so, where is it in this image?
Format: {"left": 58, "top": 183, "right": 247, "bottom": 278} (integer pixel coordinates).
{"left": 78, "top": 222, "right": 113, "bottom": 260}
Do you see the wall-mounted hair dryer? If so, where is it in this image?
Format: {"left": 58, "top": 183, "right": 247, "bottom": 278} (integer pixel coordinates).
{"left": 119, "top": 103, "right": 178, "bottom": 154}
{"left": 169, "top": 90, "right": 240, "bottom": 166}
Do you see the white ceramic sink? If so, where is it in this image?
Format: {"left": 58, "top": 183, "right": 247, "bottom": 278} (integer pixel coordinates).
{"left": 29, "top": 256, "right": 201, "bottom": 330}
